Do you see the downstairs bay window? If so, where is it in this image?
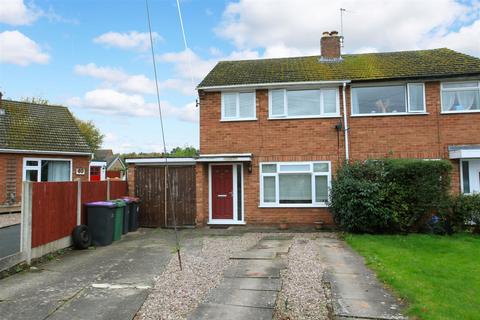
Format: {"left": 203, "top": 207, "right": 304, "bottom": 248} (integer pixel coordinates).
{"left": 260, "top": 161, "right": 331, "bottom": 207}
{"left": 23, "top": 158, "right": 72, "bottom": 182}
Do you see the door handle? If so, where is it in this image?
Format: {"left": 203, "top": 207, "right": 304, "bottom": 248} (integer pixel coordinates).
{"left": 217, "top": 194, "right": 227, "bottom": 198}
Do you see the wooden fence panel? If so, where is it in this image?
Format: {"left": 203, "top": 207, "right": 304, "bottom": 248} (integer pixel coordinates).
{"left": 110, "top": 180, "right": 128, "bottom": 199}
{"left": 80, "top": 181, "right": 108, "bottom": 224}
{"left": 31, "top": 182, "right": 77, "bottom": 248}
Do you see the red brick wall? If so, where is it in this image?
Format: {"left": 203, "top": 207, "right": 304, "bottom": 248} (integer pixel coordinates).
{"left": 197, "top": 80, "right": 480, "bottom": 226}
{"left": 0, "top": 153, "right": 90, "bottom": 206}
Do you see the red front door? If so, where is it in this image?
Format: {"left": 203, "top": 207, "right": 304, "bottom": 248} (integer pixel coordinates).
{"left": 90, "top": 166, "right": 101, "bottom": 181}
{"left": 211, "top": 165, "right": 233, "bottom": 220}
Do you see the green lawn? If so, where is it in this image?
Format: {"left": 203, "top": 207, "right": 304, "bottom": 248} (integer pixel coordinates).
{"left": 345, "top": 233, "right": 480, "bottom": 320}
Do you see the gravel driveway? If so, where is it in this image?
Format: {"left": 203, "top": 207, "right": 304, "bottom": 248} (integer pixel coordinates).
{"left": 137, "top": 232, "right": 333, "bottom": 320}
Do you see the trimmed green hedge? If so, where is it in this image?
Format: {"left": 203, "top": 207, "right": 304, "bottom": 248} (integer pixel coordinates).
{"left": 330, "top": 159, "right": 452, "bottom": 233}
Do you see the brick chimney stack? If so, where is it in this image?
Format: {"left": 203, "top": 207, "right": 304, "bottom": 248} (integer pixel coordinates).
{"left": 320, "top": 31, "right": 342, "bottom": 61}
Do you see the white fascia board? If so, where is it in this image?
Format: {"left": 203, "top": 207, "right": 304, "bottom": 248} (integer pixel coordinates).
{"left": 449, "top": 149, "right": 480, "bottom": 159}
{"left": 197, "top": 157, "right": 252, "bottom": 163}
{"left": 125, "top": 157, "right": 197, "bottom": 165}
{"left": 90, "top": 161, "right": 107, "bottom": 167}
{"left": 197, "top": 80, "right": 351, "bottom": 91}
{"left": 0, "top": 148, "right": 92, "bottom": 156}
{"left": 199, "top": 153, "right": 252, "bottom": 158}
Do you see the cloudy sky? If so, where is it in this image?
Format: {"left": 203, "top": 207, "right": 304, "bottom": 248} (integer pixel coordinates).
{"left": 0, "top": 0, "right": 479, "bottom": 153}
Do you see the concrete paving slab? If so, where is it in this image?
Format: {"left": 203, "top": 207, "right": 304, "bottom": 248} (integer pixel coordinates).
{"left": 205, "top": 288, "right": 277, "bottom": 308}
{"left": 188, "top": 303, "right": 273, "bottom": 320}
{"left": 334, "top": 298, "right": 404, "bottom": 320}
{"left": 0, "top": 228, "right": 173, "bottom": 320}
{"left": 216, "top": 277, "right": 281, "bottom": 291}
{"left": 224, "top": 259, "right": 283, "bottom": 278}
{"left": 0, "top": 299, "right": 62, "bottom": 320}
{"left": 260, "top": 235, "right": 294, "bottom": 241}
{"left": 317, "top": 238, "right": 406, "bottom": 320}
{"left": 47, "top": 286, "right": 148, "bottom": 320}
{"left": 230, "top": 250, "right": 277, "bottom": 260}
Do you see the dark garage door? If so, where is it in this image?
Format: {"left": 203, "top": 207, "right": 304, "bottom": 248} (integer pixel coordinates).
{"left": 135, "top": 165, "right": 196, "bottom": 228}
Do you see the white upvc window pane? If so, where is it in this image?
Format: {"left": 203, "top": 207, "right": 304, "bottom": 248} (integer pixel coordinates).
{"left": 408, "top": 83, "right": 425, "bottom": 112}
{"left": 323, "top": 89, "right": 337, "bottom": 114}
{"left": 271, "top": 90, "right": 285, "bottom": 116}
{"left": 279, "top": 164, "right": 310, "bottom": 172}
{"left": 279, "top": 174, "right": 312, "bottom": 204}
{"left": 41, "top": 160, "right": 70, "bottom": 182}
{"left": 352, "top": 86, "right": 406, "bottom": 114}
{"left": 442, "top": 90, "right": 480, "bottom": 111}
{"left": 25, "top": 169, "right": 39, "bottom": 182}
{"left": 315, "top": 176, "right": 328, "bottom": 202}
{"left": 263, "top": 176, "right": 276, "bottom": 203}
{"left": 262, "top": 164, "right": 277, "bottom": 173}
{"left": 239, "top": 92, "right": 254, "bottom": 118}
{"left": 287, "top": 90, "right": 320, "bottom": 116}
{"left": 223, "top": 93, "right": 237, "bottom": 118}
{"left": 443, "top": 82, "right": 478, "bottom": 89}
{"left": 313, "top": 163, "right": 329, "bottom": 172}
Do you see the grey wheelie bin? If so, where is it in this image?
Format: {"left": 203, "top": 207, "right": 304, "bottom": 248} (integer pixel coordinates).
{"left": 85, "top": 201, "right": 116, "bottom": 246}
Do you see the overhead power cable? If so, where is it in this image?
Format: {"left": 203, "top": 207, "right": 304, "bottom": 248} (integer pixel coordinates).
{"left": 145, "top": 0, "right": 182, "bottom": 271}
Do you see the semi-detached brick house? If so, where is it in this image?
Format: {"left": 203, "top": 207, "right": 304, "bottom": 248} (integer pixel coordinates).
{"left": 193, "top": 32, "right": 480, "bottom": 227}
{"left": 0, "top": 98, "right": 92, "bottom": 210}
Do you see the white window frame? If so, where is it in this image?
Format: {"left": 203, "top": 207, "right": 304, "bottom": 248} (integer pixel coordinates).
{"left": 351, "top": 83, "right": 427, "bottom": 116}
{"left": 259, "top": 161, "right": 331, "bottom": 208}
{"left": 407, "top": 83, "right": 426, "bottom": 113}
{"left": 22, "top": 157, "right": 73, "bottom": 182}
{"left": 221, "top": 91, "right": 257, "bottom": 121}
{"left": 440, "top": 81, "right": 480, "bottom": 114}
{"left": 268, "top": 88, "right": 340, "bottom": 119}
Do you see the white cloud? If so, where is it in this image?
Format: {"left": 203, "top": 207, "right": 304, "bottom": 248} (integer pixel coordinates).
{"left": 0, "top": 30, "right": 49, "bottom": 66}
{"left": 93, "top": 31, "right": 162, "bottom": 51}
{"left": 0, "top": 0, "right": 41, "bottom": 25}
{"left": 216, "top": 0, "right": 479, "bottom": 57}
{"left": 68, "top": 89, "right": 198, "bottom": 122}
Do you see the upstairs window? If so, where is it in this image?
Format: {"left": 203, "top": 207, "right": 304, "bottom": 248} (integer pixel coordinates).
{"left": 441, "top": 82, "right": 480, "bottom": 113}
{"left": 269, "top": 88, "right": 339, "bottom": 118}
{"left": 221, "top": 92, "right": 256, "bottom": 120}
{"left": 352, "top": 83, "right": 425, "bottom": 115}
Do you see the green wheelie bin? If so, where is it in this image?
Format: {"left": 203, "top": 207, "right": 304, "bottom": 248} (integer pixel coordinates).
{"left": 111, "top": 200, "right": 125, "bottom": 241}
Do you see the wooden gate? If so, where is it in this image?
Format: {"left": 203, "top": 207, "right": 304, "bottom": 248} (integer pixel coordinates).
{"left": 135, "top": 165, "right": 196, "bottom": 227}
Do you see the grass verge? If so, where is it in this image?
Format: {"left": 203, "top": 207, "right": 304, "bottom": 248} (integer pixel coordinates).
{"left": 345, "top": 233, "right": 480, "bottom": 320}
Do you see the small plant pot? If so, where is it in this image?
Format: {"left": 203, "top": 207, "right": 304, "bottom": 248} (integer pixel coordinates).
{"left": 314, "top": 221, "right": 325, "bottom": 230}
{"left": 278, "top": 222, "right": 289, "bottom": 230}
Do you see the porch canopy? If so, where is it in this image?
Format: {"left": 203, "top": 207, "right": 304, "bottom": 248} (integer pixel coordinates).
{"left": 448, "top": 145, "right": 480, "bottom": 159}
{"left": 196, "top": 153, "right": 252, "bottom": 163}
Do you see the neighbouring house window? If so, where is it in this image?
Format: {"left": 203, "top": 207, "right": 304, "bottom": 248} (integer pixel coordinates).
{"left": 351, "top": 83, "right": 426, "bottom": 115}
{"left": 462, "top": 160, "right": 470, "bottom": 194}
{"left": 23, "top": 158, "right": 71, "bottom": 182}
{"left": 221, "top": 91, "right": 256, "bottom": 120}
{"left": 269, "top": 88, "right": 339, "bottom": 118}
{"left": 441, "top": 82, "right": 480, "bottom": 113}
{"left": 260, "top": 161, "right": 331, "bottom": 207}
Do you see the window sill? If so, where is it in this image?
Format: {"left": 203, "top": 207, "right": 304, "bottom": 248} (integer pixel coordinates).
{"left": 441, "top": 110, "right": 480, "bottom": 115}
{"left": 220, "top": 118, "right": 257, "bottom": 122}
{"left": 259, "top": 204, "right": 328, "bottom": 208}
{"left": 351, "top": 112, "right": 429, "bottom": 118}
{"left": 268, "top": 115, "right": 341, "bottom": 120}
